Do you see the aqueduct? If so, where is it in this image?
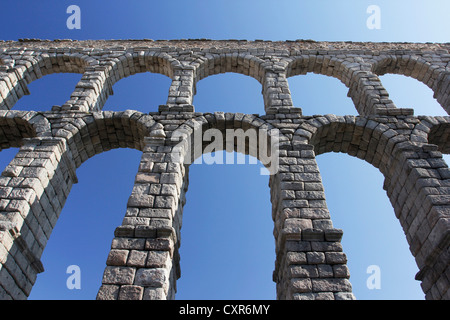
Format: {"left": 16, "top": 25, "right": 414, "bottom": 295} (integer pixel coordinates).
{"left": 0, "top": 39, "right": 449, "bottom": 300}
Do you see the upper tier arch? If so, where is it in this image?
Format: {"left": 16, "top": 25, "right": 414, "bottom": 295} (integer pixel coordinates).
{"left": 0, "top": 52, "right": 93, "bottom": 110}
{"left": 371, "top": 54, "right": 450, "bottom": 114}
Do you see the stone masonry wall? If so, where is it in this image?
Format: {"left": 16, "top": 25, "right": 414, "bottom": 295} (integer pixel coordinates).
{"left": 0, "top": 39, "right": 449, "bottom": 300}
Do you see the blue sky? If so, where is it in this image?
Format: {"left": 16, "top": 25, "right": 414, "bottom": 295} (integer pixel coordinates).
{"left": 0, "top": 1, "right": 449, "bottom": 300}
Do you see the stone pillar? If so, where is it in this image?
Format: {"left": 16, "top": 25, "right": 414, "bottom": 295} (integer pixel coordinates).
{"left": 270, "top": 144, "right": 354, "bottom": 300}
{"left": 263, "top": 71, "right": 301, "bottom": 115}
{"left": 347, "top": 70, "right": 414, "bottom": 116}
{"left": 63, "top": 66, "right": 112, "bottom": 112}
{"left": 159, "top": 67, "right": 195, "bottom": 113}
{"left": 0, "top": 137, "right": 77, "bottom": 299}
{"left": 97, "top": 139, "right": 189, "bottom": 300}
{"left": 382, "top": 143, "right": 450, "bottom": 300}
{"left": 0, "top": 67, "right": 31, "bottom": 110}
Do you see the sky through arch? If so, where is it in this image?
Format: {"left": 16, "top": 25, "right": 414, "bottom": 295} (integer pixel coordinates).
{"left": 288, "top": 73, "right": 357, "bottom": 116}
{"left": 27, "top": 148, "right": 142, "bottom": 300}
{"left": 12, "top": 73, "right": 83, "bottom": 112}
{"left": 193, "top": 73, "right": 264, "bottom": 115}
{"left": 102, "top": 72, "right": 172, "bottom": 113}
{"left": 175, "top": 151, "right": 275, "bottom": 300}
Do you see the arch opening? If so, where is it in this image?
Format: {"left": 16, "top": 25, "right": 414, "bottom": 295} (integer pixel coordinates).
{"left": 380, "top": 74, "right": 445, "bottom": 116}
{"left": 372, "top": 56, "right": 436, "bottom": 91}
{"left": 110, "top": 53, "right": 177, "bottom": 81}
{"left": 0, "top": 109, "right": 150, "bottom": 299}
{"left": 372, "top": 56, "right": 448, "bottom": 113}
{"left": 27, "top": 148, "right": 142, "bottom": 300}
{"left": 192, "top": 73, "right": 264, "bottom": 114}
{"left": 379, "top": 73, "right": 450, "bottom": 164}
{"left": 316, "top": 152, "right": 424, "bottom": 299}
{"left": 288, "top": 73, "right": 357, "bottom": 116}
{"left": 194, "top": 54, "right": 265, "bottom": 85}
{"left": 169, "top": 115, "right": 282, "bottom": 299}
{"left": 301, "top": 115, "right": 449, "bottom": 300}
{"left": 102, "top": 72, "right": 172, "bottom": 112}
{"left": 176, "top": 150, "right": 276, "bottom": 299}
{"left": 0, "top": 52, "right": 90, "bottom": 110}
{"left": 12, "top": 73, "right": 82, "bottom": 111}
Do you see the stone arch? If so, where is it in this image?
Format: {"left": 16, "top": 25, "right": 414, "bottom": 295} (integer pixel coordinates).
{"left": 293, "top": 115, "right": 397, "bottom": 172}
{"left": 0, "top": 59, "right": 30, "bottom": 110}
{"left": 174, "top": 156, "right": 276, "bottom": 299}
{"left": 286, "top": 56, "right": 397, "bottom": 116}
{"left": 170, "top": 112, "right": 288, "bottom": 168}
{"left": 0, "top": 110, "right": 158, "bottom": 299}
{"left": 0, "top": 51, "right": 92, "bottom": 80}
{"left": 51, "top": 110, "right": 156, "bottom": 169}
{"left": 33, "top": 110, "right": 157, "bottom": 296}
{"left": 172, "top": 113, "right": 291, "bottom": 295}
{"left": 286, "top": 56, "right": 351, "bottom": 86}
{"left": 193, "top": 52, "right": 266, "bottom": 84}
{"left": 106, "top": 51, "right": 180, "bottom": 84}
{"left": 101, "top": 72, "right": 173, "bottom": 112}
{"left": 96, "top": 112, "right": 289, "bottom": 300}
{"left": 293, "top": 115, "right": 450, "bottom": 299}
{"left": 92, "top": 51, "right": 182, "bottom": 112}
{"left": 287, "top": 72, "right": 357, "bottom": 116}
{"left": 188, "top": 72, "right": 265, "bottom": 114}
{"left": 31, "top": 146, "right": 145, "bottom": 299}
{"left": 371, "top": 54, "right": 450, "bottom": 114}
{"left": 18, "top": 52, "right": 91, "bottom": 79}
{"left": 169, "top": 114, "right": 281, "bottom": 299}
{"left": 186, "top": 53, "right": 273, "bottom": 113}
{"left": 372, "top": 55, "right": 440, "bottom": 90}
{"left": 0, "top": 51, "right": 93, "bottom": 110}
{"left": 0, "top": 110, "right": 53, "bottom": 152}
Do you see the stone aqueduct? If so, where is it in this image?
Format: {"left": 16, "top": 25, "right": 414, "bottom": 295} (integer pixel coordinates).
{"left": 0, "top": 39, "right": 448, "bottom": 300}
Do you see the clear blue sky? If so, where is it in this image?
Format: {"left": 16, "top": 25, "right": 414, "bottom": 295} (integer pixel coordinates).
{"left": 0, "top": 0, "right": 449, "bottom": 300}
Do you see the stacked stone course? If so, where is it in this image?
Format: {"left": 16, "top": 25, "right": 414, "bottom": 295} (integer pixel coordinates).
{"left": 0, "top": 39, "right": 448, "bottom": 300}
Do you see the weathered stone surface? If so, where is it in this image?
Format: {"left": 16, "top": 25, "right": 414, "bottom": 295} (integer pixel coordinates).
{"left": 134, "top": 268, "right": 168, "bottom": 287}
{"left": 102, "top": 266, "right": 135, "bottom": 285}
{"left": 118, "top": 285, "right": 144, "bottom": 300}
{"left": 0, "top": 39, "right": 449, "bottom": 301}
{"left": 143, "top": 287, "right": 166, "bottom": 300}
{"left": 106, "top": 249, "right": 129, "bottom": 266}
